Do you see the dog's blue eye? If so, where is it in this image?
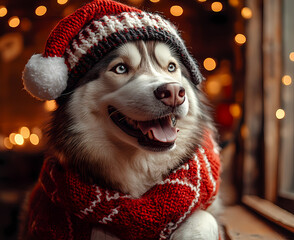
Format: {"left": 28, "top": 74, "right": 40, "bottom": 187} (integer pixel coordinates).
{"left": 113, "top": 64, "right": 128, "bottom": 74}
{"left": 168, "top": 63, "right": 176, "bottom": 72}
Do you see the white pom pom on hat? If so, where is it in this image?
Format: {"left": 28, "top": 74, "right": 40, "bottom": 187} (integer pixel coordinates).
{"left": 22, "top": 54, "right": 68, "bottom": 100}
{"left": 22, "top": 0, "right": 203, "bottom": 101}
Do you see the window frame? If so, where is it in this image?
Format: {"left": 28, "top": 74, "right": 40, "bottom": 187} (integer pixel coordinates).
{"left": 241, "top": 0, "right": 294, "bottom": 229}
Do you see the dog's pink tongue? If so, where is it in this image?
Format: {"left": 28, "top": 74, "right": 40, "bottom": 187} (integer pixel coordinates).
{"left": 138, "top": 118, "right": 177, "bottom": 143}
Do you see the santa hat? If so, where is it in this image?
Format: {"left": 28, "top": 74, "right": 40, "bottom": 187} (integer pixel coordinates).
{"left": 23, "top": 0, "right": 203, "bottom": 100}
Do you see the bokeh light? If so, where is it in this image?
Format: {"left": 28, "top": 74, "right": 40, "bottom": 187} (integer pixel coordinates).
{"left": 20, "top": 127, "right": 30, "bottom": 139}
{"left": 0, "top": 6, "right": 7, "bottom": 17}
{"left": 8, "top": 16, "right": 20, "bottom": 28}
{"left": 30, "top": 134, "right": 40, "bottom": 145}
{"left": 35, "top": 6, "right": 47, "bottom": 16}
{"left": 57, "top": 0, "right": 69, "bottom": 5}
{"left": 276, "top": 109, "right": 285, "bottom": 120}
{"left": 235, "top": 33, "right": 246, "bottom": 45}
{"left": 241, "top": 7, "right": 252, "bottom": 19}
{"left": 44, "top": 100, "right": 57, "bottom": 112}
{"left": 170, "top": 5, "right": 183, "bottom": 17}
{"left": 282, "top": 75, "right": 292, "bottom": 86}
{"left": 203, "top": 58, "right": 217, "bottom": 71}
{"left": 14, "top": 134, "right": 24, "bottom": 145}
{"left": 211, "top": 2, "right": 223, "bottom": 12}
{"left": 289, "top": 52, "right": 294, "bottom": 62}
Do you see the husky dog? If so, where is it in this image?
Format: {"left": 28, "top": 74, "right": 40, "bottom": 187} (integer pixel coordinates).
{"left": 46, "top": 41, "right": 220, "bottom": 239}
{"left": 20, "top": 1, "right": 221, "bottom": 239}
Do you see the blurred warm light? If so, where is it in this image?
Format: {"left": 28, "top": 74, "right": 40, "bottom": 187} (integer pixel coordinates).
{"left": 45, "top": 100, "right": 57, "bottom": 111}
{"left": 282, "top": 75, "right": 292, "bottom": 86}
{"left": 235, "top": 33, "right": 246, "bottom": 45}
{"left": 30, "top": 134, "right": 40, "bottom": 145}
{"left": 15, "top": 134, "right": 24, "bottom": 145}
{"left": 211, "top": 2, "right": 223, "bottom": 12}
{"left": 170, "top": 5, "right": 183, "bottom": 17}
{"left": 276, "top": 109, "right": 285, "bottom": 120}
{"left": 289, "top": 52, "right": 294, "bottom": 62}
{"left": 35, "top": 6, "right": 47, "bottom": 16}
{"left": 0, "top": 6, "right": 7, "bottom": 17}
{"left": 206, "top": 79, "right": 221, "bottom": 96}
{"left": 220, "top": 73, "right": 232, "bottom": 86}
{"left": 241, "top": 125, "right": 249, "bottom": 138}
{"left": 229, "top": 0, "right": 239, "bottom": 7}
{"left": 198, "top": 0, "right": 207, "bottom": 2}
{"left": 241, "top": 7, "right": 252, "bottom": 19}
{"left": 9, "top": 133, "right": 16, "bottom": 145}
{"left": 32, "top": 127, "right": 43, "bottom": 139}
{"left": 8, "top": 16, "right": 20, "bottom": 28}
{"left": 20, "top": 18, "right": 32, "bottom": 31}
{"left": 4, "top": 137, "right": 13, "bottom": 149}
{"left": 229, "top": 103, "right": 242, "bottom": 118}
{"left": 63, "top": 5, "right": 76, "bottom": 17}
{"left": 203, "top": 58, "right": 216, "bottom": 71}
{"left": 20, "top": 127, "right": 30, "bottom": 139}
{"left": 150, "top": 0, "right": 160, "bottom": 2}
{"left": 127, "top": 0, "right": 144, "bottom": 4}
{"left": 57, "top": 0, "right": 69, "bottom": 4}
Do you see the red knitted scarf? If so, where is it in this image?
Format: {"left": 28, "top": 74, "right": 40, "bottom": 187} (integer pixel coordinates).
{"left": 26, "top": 134, "right": 220, "bottom": 240}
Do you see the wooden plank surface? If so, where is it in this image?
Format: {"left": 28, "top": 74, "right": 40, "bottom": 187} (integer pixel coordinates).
{"left": 220, "top": 205, "right": 289, "bottom": 240}
{"left": 242, "top": 195, "right": 294, "bottom": 233}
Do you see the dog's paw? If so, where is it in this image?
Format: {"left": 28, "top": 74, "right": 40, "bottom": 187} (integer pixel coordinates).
{"left": 171, "top": 210, "right": 219, "bottom": 240}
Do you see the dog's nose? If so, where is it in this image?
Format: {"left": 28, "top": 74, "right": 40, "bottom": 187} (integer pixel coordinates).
{"left": 154, "top": 83, "right": 185, "bottom": 107}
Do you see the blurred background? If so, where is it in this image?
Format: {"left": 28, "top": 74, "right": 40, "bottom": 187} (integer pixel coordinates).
{"left": 0, "top": 0, "right": 293, "bottom": 239}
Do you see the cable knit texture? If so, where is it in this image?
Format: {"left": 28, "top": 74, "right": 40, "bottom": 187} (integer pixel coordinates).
{"left": 26, "top": 134, "right": 220, "bottom": 240}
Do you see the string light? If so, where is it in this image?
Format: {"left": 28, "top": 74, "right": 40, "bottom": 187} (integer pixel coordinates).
{"left": 0, "top": 6, "right": 7, "bottom": 17}
{"left": 4, "top": 137, "right": 13, "bottom": 149}
{"left": 35, "top": 6, "right": 47, "bottom": 16}
{"left": 289, "top": 52, "right": 294, "bottom": 62}
{"left": 8, "top": 16, "right": 20, "bottom": 28}
{"left": 14, "top": 134, "right": 24, "bottom": 145}
{"left": 229, "top": 0, "right": 239, "bottom": 7}
{"left": 44, "top": 100, "right": 57, "bottom": 111}
{"left": 170, "top": 5, "right": 183, "bottom": 17}
{"left": 282, "top": 75, "right": 292, "bottom": 86}
{"left": 149, "top": 0, "right": 160, "bottom": 2}
{"left": 276, "top": 109, "right": 285, "bottom": 119}
{"left": 203, "top": 58, "right": 216, "bottom": 71}
{"left": 57, "top": 0, "right": 69, "bottom": 5}
{"left": 241, "top": 7, "right": 252, "bottom": 19}
{"left": 206, "top": 79, "right": 221, "bottom": 96}
{"left": 241, "top": 125, "right": 249, "bottom": 138}
{"left": 198, "top": 0, "right": 207, "bottom": 2}
{"left": 235, "top": 33, "right": 246, "bottom": 45}
{"left": 20, "top": 127, "right": 30, "bottom": 139}
{"left": 32, "top": 127, "right": 43, "bottom": 139}
{"left": 9, "top": 133, "right": 16, "bottom": 145}
{"left": 211, "top": 2, "right": 223, "bottom": 12}
{"left": 229, "top": 103, "right": 242, "bottom": 118}
{"left": 30, "top": 134, "right": 40, "bottom": 145}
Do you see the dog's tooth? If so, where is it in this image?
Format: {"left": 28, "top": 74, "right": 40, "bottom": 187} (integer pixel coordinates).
{"left": 147, "top": 130, "right": 153, "bottom": 140}
{"left": 171, "top": 114, "right": 177, "bottom": 127}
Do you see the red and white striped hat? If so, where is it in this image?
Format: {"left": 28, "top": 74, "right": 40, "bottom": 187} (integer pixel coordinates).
{"left": 23, "top": 0, "right": 203, "bottom": 100}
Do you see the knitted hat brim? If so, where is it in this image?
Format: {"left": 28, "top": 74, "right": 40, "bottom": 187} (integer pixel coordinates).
{"left": 64, "top": 27, "right": 202, "bottom": 95}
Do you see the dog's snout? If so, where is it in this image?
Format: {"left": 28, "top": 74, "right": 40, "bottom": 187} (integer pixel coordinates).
{"left": 154, "top": 83, "right": 185, "bottom": 107}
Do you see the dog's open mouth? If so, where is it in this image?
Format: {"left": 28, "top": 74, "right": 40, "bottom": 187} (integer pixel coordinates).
{"left": 108, "top": 106, "right": 178, "bottom": 151}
